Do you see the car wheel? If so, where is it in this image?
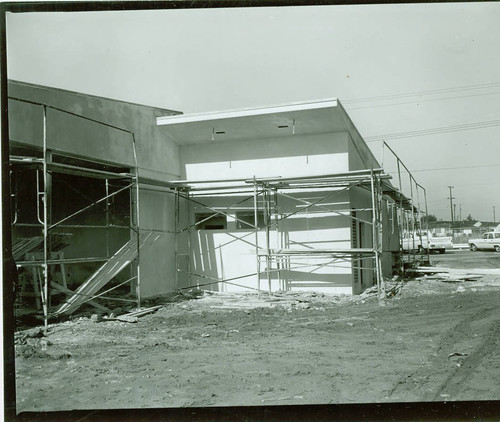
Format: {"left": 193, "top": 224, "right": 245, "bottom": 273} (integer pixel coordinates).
{"left": 495, "top": 245, "right": 500, "bottom": 253}
{"left": 470, "top": 244, "right": 478, "bottom": 252}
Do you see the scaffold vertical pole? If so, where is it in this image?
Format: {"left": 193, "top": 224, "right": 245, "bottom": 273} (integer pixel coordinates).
{"left": 370, "top": 171, "right": 385, "bottom": 306}
{"left": 253, "top": 177, "right": 261, "bottom": 295}
{"left": 420, "top": 185, "right": 431, "bottom": 263}
{"left": 415, "top": 183, "right": 429, "bottom": 262}
{"left": 376, "top": 173, "right": 386, "bottom": 302}
{"left": 186, "top": 190, "right": 192, "bottom": 288}
{"left": 131, "top": 136, "right": 141, "bottom": 309}
{"left": 42, "top": 104, "right": 49, "bottom": 332}
{"left": 273, "top": 188, "right": 282, "bottom": 290}
{"left": 264, "top": 186, "right": 272, "bottom": 295}
{"left": 408, "top": 173, "right": 417, "bottom": 266}
{"left": 105, "top": 179, "right": 110, "bottom": 258}
{"left": 174, "top": 189, "right": 179, "bottom": 289}
{"left": 396, "top": 159, "right": 405, "bottom": 276}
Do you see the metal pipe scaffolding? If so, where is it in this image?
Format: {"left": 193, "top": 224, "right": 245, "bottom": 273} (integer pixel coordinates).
{"left": 11, "top": 97, "right": 142, "bottom": 325}
{"left": 42, "top": 105, "right": 49, "bottom": 332}
{"left": 253, "top": 177, "right": 261, "bottom": 295}
{"left": 174, "top": 170, "right": 408, "bottom": 301}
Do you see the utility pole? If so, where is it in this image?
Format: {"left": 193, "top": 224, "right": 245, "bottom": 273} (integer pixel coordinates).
{"left": 494, "top": 206, "right": 496, "bottom": 223}
{"left": 447, "top": 186, "right": 455, "bottom": 225}
{"left": 459, "top": 204, "right": 462, "bottom": 226}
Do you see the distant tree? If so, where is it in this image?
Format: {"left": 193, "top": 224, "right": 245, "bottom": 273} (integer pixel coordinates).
{"left": 422, "top": 214, "right": 438, "bottom": 223}
{"left": 464, "top": 214, "right": 477, "bottom": 225}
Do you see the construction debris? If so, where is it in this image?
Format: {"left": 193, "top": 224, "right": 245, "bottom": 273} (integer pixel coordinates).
{"left": 90, "top": 314, "right": 102, "bottom": 323}
{"left": 448, "top": 352, "right": 468, "bottom": 358}
{"left": 125, "top": 305, "right": 163, "bottom": 318}
{"left": 116, "top": 315, "right": 139, "bottom": 323}
{"left": 408, "top": 266, "right": 499, "bottom": 277}
{"left": 103, "top": 305, "right": 163, "bottom": 323}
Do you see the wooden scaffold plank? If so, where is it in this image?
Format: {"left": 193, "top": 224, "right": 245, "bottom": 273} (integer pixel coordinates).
{"left": 54, "top": 232, "right": 157, "bottom": 316}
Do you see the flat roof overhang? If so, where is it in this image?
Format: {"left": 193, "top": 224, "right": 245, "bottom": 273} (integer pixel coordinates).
{"left": 156, "top": 99, "right": 351, "bottom": 145}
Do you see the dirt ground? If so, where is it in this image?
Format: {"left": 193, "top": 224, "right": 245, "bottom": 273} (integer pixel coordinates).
{"left": 14, "top": 249, "right": 500, "bottom": 414}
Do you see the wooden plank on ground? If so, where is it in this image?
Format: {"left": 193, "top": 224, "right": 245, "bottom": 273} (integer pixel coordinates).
{"left": 51, "top": 282, "right": 110, "bottom": 313}
{"left": 410, "top": 267, "right": 500, "bottom": 275}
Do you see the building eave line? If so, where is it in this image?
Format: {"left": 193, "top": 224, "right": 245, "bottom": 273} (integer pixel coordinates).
{"left": 156, "top": 98, "right": 339, "bottom": 126}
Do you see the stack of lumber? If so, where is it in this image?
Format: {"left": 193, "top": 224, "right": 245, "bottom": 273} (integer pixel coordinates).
{"left": 12, "top": 237, "right": 44, "bottom": 261}
{"left": 12, "top": 234, "right": 72, "bottom": 262}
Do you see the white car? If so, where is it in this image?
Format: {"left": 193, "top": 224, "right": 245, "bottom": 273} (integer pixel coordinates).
{"left": 469, "top": 232, "right": 500, "bottom": 252}
{"left": 402, "top": 231, "right": 452, "bottom": 254}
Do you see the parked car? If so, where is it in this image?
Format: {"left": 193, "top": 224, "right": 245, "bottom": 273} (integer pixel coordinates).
{"left": 468, "top": 232, "right": 500, "bottom": 252}
{"left": 401, "top": 231, "right": 453, "bottom": 254}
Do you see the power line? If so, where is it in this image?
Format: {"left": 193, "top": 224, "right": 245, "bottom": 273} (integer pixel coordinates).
{"left": 384, "top": 163, "right": 500, "bottom": 173}
{"left": 343, "top": 82, "right": 500, "bottom": 104}
{"left": 427, "top": 199, "right": 449, "bottom": 204}
{"left": 365, "top": 119, "right": 500, "bottom": 142}
{"left": 452, "top": 181, "right": 500, "bottom": 187}
{"left": 345, "top": 90, "right": 500, "bottom": 111}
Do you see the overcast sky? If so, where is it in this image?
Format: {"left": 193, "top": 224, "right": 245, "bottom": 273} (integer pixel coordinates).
{"left": 6, "top": 3, "right": 500, "bottom": 222}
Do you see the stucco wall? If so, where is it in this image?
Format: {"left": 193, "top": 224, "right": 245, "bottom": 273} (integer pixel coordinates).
{"left": 180, "top": 132, "right": 350, "bottom": 180}
{"left": 178, "top": 129, "right": 395, "bottom": 295}
{"left": 137, "top": 186, "right": 177, "bottom": 297}
{"left": 8, "top": 81, "right": 183, "bottom": 299}
{"left": 347, "top": 131, "right": 379, "bottom": 171}
{"left": 8, "top": 81, "right": 182, "bottom": 181}
{"left": 187, "top": 189, "right": 353, "bottom": 294}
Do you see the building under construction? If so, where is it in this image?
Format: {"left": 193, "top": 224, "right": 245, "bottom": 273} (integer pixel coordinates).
{"left": 7, "top": 80, "right": 428, "bottom": 328}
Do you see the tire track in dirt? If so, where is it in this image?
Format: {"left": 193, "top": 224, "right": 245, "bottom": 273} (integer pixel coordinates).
{"left": 432, "top": 315, "right": 500, "bottom": 400}
{"left": 387, "top": 303, "right": 497, "bottom": 402}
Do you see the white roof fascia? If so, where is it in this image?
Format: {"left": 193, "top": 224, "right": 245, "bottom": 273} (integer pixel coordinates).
{"left": 156, "top": 98, "right": 338, "bottom": 126}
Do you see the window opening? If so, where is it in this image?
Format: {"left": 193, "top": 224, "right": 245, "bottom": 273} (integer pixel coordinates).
{"left": 195, "top": 213, "right": 227, "bottom": 230}
{"left": 235, "top": 211, "right": 265, "bottom": 230}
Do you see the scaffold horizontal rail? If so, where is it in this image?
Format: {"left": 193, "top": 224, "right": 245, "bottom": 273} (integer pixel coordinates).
{"left": 258, "top": 248, "right": 376, "bottom": 256}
